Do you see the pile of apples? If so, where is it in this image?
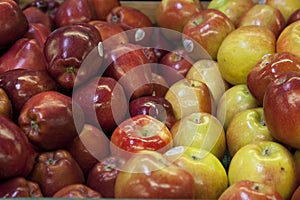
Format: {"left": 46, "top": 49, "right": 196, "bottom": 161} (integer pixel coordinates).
{"left": 1, "top": 0, "right": 300, "bottom": 199}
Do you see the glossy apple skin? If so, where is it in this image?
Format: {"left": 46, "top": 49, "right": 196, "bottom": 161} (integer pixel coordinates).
{"left": 291, "top": 185, "right": 300, "bottom": 200}
{"left": 115, "top": 150, "right": 196, "bottom": 199}
{"left": 104, "top": 43, "right": 153, "bottom": 100}
{"left": 110, "top": 115, "right": 173, "bottom": 159}
{"left": 263, "top": 71, "right": 300, "bottom": 149}
{"left": 91, "top": 0, "right": 120, "bottom": 20}
{"left": 87, "top": 156, "right": 126, "bottom": 198}
{"left": 0, "top": 0, "right": 29, "bottom": 49}
{"left": 24, "top": 23, "right": 51, "bottom": 47}
{"left": 159, "top": 49, "right": 193, "bottom": 86}
{"left": 18, "top": 91, "right": 85, "bottom": 151}
{"left": 68, "top": 124, "right": 110, "bottom": 177}
{"left": 247, "top": 52, "right": 300, "bottom": 106}
{"left": 0, "top": 69, "right": 57, "bottom": 117}
{"left": 28, "top": 149, "right": 85, "bottom": 197}
{"left": 72, "top": 76, "right": 128, "bottom": 135}
{"left": 129, "top": 96, "right": 176, "bottom": 130}
{"left": 155, "top": 0, "right": 202, "bottom": 33}
{"left": 52, "top": 184, "right": 102, "bottom": 198}
{"left": 0, "top": 115, "right": 36, "bottom": 181}
{"left": 0, "top": 38, "right": 47, "bottom": 75}
{"left": 228, "top": 141, "right": 298, "bottom": 199}
{"left": 23, "top": 6, "right": 53, "bottom": 30}
{"left": 165, "top": 78, "right": 214, "bottom": 120}
{"left": 219, "top": 180, "right": 283, "bottom": 200}
{"left": 0, "top": 88, "right": 12, "bottom": 118}
{"left": 266, "top": 0, "right": 300, "bottom": 22}
{"left": 44, "top": 23, "right": 101, "bottom": 91}
{"left": 287, "top": 9, "right": 300, "bottom": 25}
{"left": 0, "top": 177, "right": 43, "bottom": 198}
{"left": 226, "top": 107, "right": 274, "bottom": 157}
{"left": 164, "top": 146, "right": 228, "bottom": 199}
{"left": 277, "top": 21, "right": 300, "bottom": 58}
{"left": 182, "top": 8, "right": 235, "bottom": 60}
{"left": 237, "top": 4, "right": 285, "bottom": 38}
{"left": 54, "top": 0, "right": 96, "bottom": 28}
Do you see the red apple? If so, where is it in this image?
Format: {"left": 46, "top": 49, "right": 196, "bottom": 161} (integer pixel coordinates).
{"left": 0, "top": 0, "right": 29, "bottom": 49}
{"left": 263, "top": 71, "right": 300, "bottom": 149}
{"left": 54, "top": 0, "right": 96, "bottom": 28}
{"left": 287, "top": 9, "right": 300, "bottom": 25}
{"left": 87, "top": 156, "right": 126, "bottom": 198}
{"left": 28, "top": 149, "right": 85, "bottom": 197}
{"left": 155, "top": 0, "right": 202, "bottom": 33}
{"left": 0, "top": 88, "right": 12, "bottom": 119}
{"left": 219, "top": 180, "right": 283, "bottom": 200}
{"left": 129, "top": 95, "right": 176, "bottom": 129}
{"left": 182, "top": 8, "right": 235, "bottom": 60}
{"left": 159, "top": 49, "right": 194, "bottom": 86}
{"left": 18, "top": 91, "right": 85, "bottom": 151}
{"left": 114, "top": 150, "right": 196, "bottom": 199}
{"left": 291, "top": 185, "right": 300, "bottom": 200}
{"left": 0, "top": 115, "right": 36, "bottom": 181}
{"left": 110, "top": 114, "right": 173, "bottom": 160}
{"left": 151, "top": 72, "right": 169, "bottom": 97}
{"left": 68, "top": 124, "right": 110, "bottom": 177}
{"left": 237, "top": 4, "right": 285, "bottom": 38}
{"left": 247, "top": 52, "right": 300, "bottom": 105}
{"left": 0, "top": 177, "right": 43, "bottom": 198}
{"left": 24, "top": 23, "right": 51, "bottom": 47}
{"left": 91, "top": 0, "right": 120, "bottom": 20}
{"left": 72, "top": 76, "right": 128, "bottom": 135}
{"left": 23, "top": 6, "right": 53, "bottom": 30}
{"left": 52, "top": 184, "right": 102, "bottom": 198}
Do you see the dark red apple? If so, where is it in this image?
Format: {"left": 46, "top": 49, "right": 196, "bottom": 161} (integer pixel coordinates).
{"left": 0, "top": 38, "right": 48, "bottom": 75}
{"left": 0, "top": 177, "right": 43, "bottom": 198}
{"left": 28, "top": 149, "right": 85, "bottom": 197}
{"left": 18, "top": 91, "right": 85, "bottom": 151}
{"left": 159, "top": 49, "right": 194, "bottom": 86}
{"left": 110, "top": 114, "right": 173, "bottom": 160}
{"left": 24, "top": 23, "right": 51, "bottom": 47}
{"left": 23, "top": 6, "right": 53, "bottom": 30}
{"left": 87, "top": 156, "right": 126, "bottom": 198}
{"left": 287, "top": 9, "right": 300, "bottom": 25}
{"left": 0, "top": 115, "right": 36, "bottom": 181}
{"left": 54, "top": 0, "right": 96, "bottom": 28}
{"left": 52, "top": 184, "right": 102, "bottom": 198}
{"left": 68, "top": 124, "right": 110, "bottom": 177}
{"left": 263, "top": 71, "right": 300, "bottom": 149}
{"left": 103, "top": 42, "right": 153, "bottom": 100}
{"left": 44, "top": 23, "right": 101, "bottom": 91}
{"left": 0, "top": 88, "right": 12, "bottom": 119}
{"left": 247, "top": 52, "right": 300, "bottom": 105}
{"left": 129, "top": 96, "right": 176, "bottom": 129}
{"left": 72, "top": 76, "right": 128, "bottom": 135}
{"left": 91, "top": 0, "right": 120, "bottom": 20}
{"left": 151, "top": 72, "right": 169, "bottom": 97}
{"left": 0, "top": 69, "right": 58, "bottom": 117}
{"left": 0, "top": 0, "right": 29, "bottom": 49}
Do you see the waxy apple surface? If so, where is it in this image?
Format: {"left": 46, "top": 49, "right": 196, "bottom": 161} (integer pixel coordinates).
{"left": 52, "top": 184, "right": 102, "bottom": 198}
{"left": 91, "top": 0, "right": 120, "bottom": 20}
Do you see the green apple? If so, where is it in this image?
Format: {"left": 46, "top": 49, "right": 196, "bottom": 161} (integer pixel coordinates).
{"left": 163, "top": 146, "right": 228, "bottom": 199}
{"left": 217, "top": 25, "right": 276, "bottom": 85}
{"left": 266, "top": 0, "right": 300, "bottom": 22}
{"left": 170, "top": 112, "right": 226, "bottom": 159}
{"left": 226, "top": 107, "right": 275, "bottom": 157}
{"left": 216, "top": 84, "right": 259, "bottom": 130}
{"left": 228, "top": 141, "right": 298, "bottom": 199}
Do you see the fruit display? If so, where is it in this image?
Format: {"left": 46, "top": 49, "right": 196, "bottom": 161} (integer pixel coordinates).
{"left": 1, "top": 0, "right": 300, "bottom": 199}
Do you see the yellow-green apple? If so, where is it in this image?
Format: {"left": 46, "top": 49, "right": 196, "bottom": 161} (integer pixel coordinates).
{"left": 277, "top": 20, "right": 300, "bottom": 58}
{"left": 110, "top": 114, "right": 173, "bottom": 160}
{"left": 114, "top": 150, "right": 196, "bottom": 199}
{"left": 165, "top": 78, "right": 214, "bottom": 120}
{"left": 247, "top": 52, "right": 300, "bottom": 106}
{"left": 266, "top": 0, "right": 300, "bottom": 22}
{"left": 0, "top": 88, "right": 12, "bottom": 119}
{"left": 217, "top": 25, "right": 276, "bottom": 85}
{"left": 163, "top": 146, "right": 228, "bottom": 199}
{"left": 216, "top": 84, "right": 259, "bottom": 130}
{"left": 228, "top": 141, "right": 298, "bottom": 199}
{"left": 263, "top": 71, "right": 300, "bottom": 149}
{"left": 155, "top": 0, "right": 202, "bottom": 33}
{"left": 237, "top": 4, "right": 286, "bottom": 38}
{"left": 170, "top": 112, "right": 226, "bottom": 159}
{"left": 186, "top": 59, "right": 228, "bottom": 104}
{"left": 129, "top": 96, "right": 176, "bottom": 130}
{"left": 291, "top": 185, "right": 300, "bottom": 200}
{"left": 159, "top": 49, "right": 194, "bottom": 86}
{"left": 182, "top": 8, "right": 235, "bottom": 60}
{"left": 287, "top": 9, "right": 300, "bottom": 25}
{"left": 226, "top": 107, "right": 275, "bottom": 157}
{"left": 208, "top": 0, "right": 254, "bottom": 26}
{"left": 219, "top": 180, "right": 284, "bottom": 200}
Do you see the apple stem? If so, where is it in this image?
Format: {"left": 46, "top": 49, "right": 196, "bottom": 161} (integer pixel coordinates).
{"left": 30, "top": 120, "right": 39, "bottom": 132}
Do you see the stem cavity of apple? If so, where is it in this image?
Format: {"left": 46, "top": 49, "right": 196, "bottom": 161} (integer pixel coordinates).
{"left": 111, "top": 15, "right": 119, "bottom": 23}
{"left": 262, "top": 148, "right": 272, "bottom": 156}
{"left": 30, "top": 120, "right": 39, "bottom": 132}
